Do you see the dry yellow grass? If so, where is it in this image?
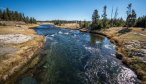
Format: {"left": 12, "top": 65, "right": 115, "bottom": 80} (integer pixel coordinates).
{"left": 0, "top": 25, "right": 46, "bottom": 83}
{"left": 0, "top": 35, "right": 45, "bottom": 81}
{"left": 56, "top": 23, "right": 80, "bottom": 29}
{"left": 104, "top": 27, "right": 146, "bottom": 42}
{"left": 103, "top": 27, "right": 146, "bottom": 82}
{"left": 0, "top": 26, "right": 36, "bottom": 35}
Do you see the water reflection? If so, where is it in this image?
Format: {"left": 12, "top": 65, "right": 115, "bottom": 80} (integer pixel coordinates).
{"left": 90, "top": 34, "right": 104, "bottom": 45}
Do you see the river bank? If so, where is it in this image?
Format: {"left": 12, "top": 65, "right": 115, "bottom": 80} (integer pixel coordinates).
{"left": 55, "top": 23, "right": 80, "bottom": 30}
{"left": 0, "top": 24, "right": 46, "bottom": 83}
{"left": 49, "top": 23, "right": 146, "bottom": 83}
{"left": 80, "top": 27, "right": 146, "bottom": 83}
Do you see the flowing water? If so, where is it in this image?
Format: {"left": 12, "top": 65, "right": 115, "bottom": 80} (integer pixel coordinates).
{"left": 19, "top": 25, "right": 140, "bottom": 84}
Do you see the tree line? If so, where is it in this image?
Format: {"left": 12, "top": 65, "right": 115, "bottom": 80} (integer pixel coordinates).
{"left": 0, "top": 8, "right": 37, "bottom": 24}
{"left": 47, "top": 20, "right": 90, "bottom": 27}
{"left": 135, "top": 16, "right": 146, "bottom": 28}
{"left": 45, "top": 3, "right": 146, "bottom": 29}
{"left": 50, "top": 20, "right": 80, "bottom": 26}
{"left": 89, "top": 3, "right": 146, "bottom": 30}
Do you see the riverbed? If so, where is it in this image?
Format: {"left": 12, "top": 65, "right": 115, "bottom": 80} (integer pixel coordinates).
{"left": 18, "top": 25, "right": 140, "bottom": 84}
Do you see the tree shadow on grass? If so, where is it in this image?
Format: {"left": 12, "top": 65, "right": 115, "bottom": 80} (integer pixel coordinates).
{"left": 141, "top": 28, "right": 145, "bottom": 31}
{"left": 118, "top": 28, "right": 132, "bottom": 35}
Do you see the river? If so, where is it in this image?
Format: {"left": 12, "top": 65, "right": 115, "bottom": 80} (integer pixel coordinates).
{"left": 18, "top": 25, "right": 140, "bottom": 84}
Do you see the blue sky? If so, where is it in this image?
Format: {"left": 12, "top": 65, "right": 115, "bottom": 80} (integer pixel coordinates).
{"left": 0, "top": 0, "right": 146, "bottom": 21}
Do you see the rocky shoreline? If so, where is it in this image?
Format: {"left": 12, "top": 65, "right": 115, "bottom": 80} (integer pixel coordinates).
{"left": 0, "top": 24, "right": 46, "bottom": 83}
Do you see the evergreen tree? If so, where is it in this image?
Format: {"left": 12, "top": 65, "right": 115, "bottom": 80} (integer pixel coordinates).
{"left": 78, "top": 20, "right": 82, "bottom": 28}
{"left": 32, "top": 18, "right": 35, "bottom": 24}
{"left": 29, "top": 17, "right": 33, "bottom": 23}
{"left": 9, "top": 11, "right": 13, "bottom": 21}
{"left": 102, "top": 5, "right": 107, "bottom": 28}
{"left": 25, "top": 16, "right": 30, "bottom": 23}
{"left": 91, "top": 9, "right": 100, "bottom": 30}
{"left": 81, "top": 20, "right": 90, "bottom": 28}
{"left": 92, "top": 9, "right": 100, "bottom": 24}
{"left": 10, "top": 11, "right": 14, "bottom": 20}
{"left": 126, "top": 3, "right": 132, "bottom": 17}
{"left": 135, "top": 16, "right": 146, "bottom": 28}
{"left": 114, "top": 18, "right": 125, "bottom": 27}
{"left": 131, "top": 10, "right": 136, "bottom": 26}
{"left": 0, "top": 9, "right": 2, "bottom": 20}
{"left": 126, "top": 3, "right": 136, "bottom": 27}
{"left": 0, "top": 8, "right": 37, "bottom": 23}
{"left": 6, "top": 8, "right": 11, "bottom": 20}
{"left": 3, "top": 10, "right": 9, "bottom": 21}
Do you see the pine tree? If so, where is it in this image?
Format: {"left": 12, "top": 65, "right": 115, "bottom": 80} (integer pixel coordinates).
{"left": 25, "top": 16, "right": 30, "bottom": 23}
{"left": 110, "top": 7, "right": 114, "bottom": 27}
{"left": 126, "top": 3, "right": 136, "bottom": 27}
{"left": 10, "top": 11, "right": 14, "bottom": 21}
{"left": 92, "top": 9, "right": 100, "bottom": 24}
{"left": 91, "top": 9, "right": 100, "bottom": 30}
{"left": 0, "top": 9, "right": 2, "bottom": 20}
{"left": 29, "top": 17, "right": 35, "bottom": 23}
{"left": 78, "top": 20, "right": 82, "bottom": 28}
{"left": 32, "top": 17, "right": 37, "bottom": 24}
{"left": 3, "top": 10, "right": 9, "bottom": 21}
{"left": 102, "top": 5, "right": 107, "bottom": 28}
{"left": 6, "top": 8, "right": 11, "bottom": 20}
{"left": 135, "top": 16, "right": 146, "bottom": 28}
{"left": 14, "top": 11, "right": 18, "bottom": 21}
{"left": 131, "top": 10, "right": 136, "bottom": 26}
{"left": 0, "top": 8, "right": 37, "bottom": 23}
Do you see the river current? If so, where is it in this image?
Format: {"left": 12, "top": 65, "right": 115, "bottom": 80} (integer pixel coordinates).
{"left": 18, "top": 25, "right": 140, "bottom": 84}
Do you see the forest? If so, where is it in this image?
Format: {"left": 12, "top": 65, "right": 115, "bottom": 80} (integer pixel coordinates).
{"left": 0, "top": 8, "right": 37, "bottom": 25}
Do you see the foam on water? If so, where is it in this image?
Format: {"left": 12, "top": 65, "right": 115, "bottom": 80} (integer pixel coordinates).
{"left": 96, "top": 41, "right": 101, "bottom": 44}
{"left": 46, "top": 36, "right": 53, "bottom": 40}
{"left": 58, "top": 31, "right": 63, "bottom": 34}
{"left": 117, "top": 67, "right": 139, "bottom": 84}
{"left": 104, "top": 44, "right": 112, "bottom": 49}
{"left": 50, "top": 34, "right": 55, "bottom": 37}
{"left": 64, "top": 32, "right": 69, "bottom": 35}
{"left": 84, "top": 46, "right": 99, "bottom": 55}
